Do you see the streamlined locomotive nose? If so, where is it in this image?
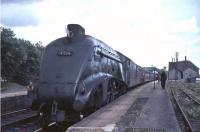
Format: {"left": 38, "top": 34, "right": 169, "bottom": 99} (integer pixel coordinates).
{"left": 38, "top": 83, "right": 77, "bottom": 105}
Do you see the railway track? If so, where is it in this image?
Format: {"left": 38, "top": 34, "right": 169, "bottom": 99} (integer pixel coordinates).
{"left": 33, "top": 121, "right": 75, "bottom": 132}
{"left": 1, "top": 109, "right": 79, "bottom": 132}
{"left": 33, "top": 122, "right": 57, "bottom": 132}
{"left": 171, "top": 87, "right": 200, "bottom": 132}
{"left": 1, "top": 109, "right": 39, "bottom": 132}
{"left": 180, "top": 88, "right": 200, "bottom": 105}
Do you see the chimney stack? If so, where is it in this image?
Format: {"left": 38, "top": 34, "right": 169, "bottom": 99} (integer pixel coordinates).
{"left": 175, "top": 52, "right": 179, "bottom": 62}
{"left": 185, "top": 56, "right": 187, "bottom": 61}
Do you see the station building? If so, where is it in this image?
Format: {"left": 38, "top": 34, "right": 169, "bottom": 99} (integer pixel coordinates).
{"left": 168, "top": 57, "right": 199, "bottom": 82}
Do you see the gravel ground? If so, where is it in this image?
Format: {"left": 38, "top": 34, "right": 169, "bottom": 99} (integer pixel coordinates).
{"left": 167, "top": 80, "right": 200, "bottom": 120}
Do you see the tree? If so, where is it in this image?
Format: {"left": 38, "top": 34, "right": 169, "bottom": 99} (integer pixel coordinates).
{"left": 1, "top": 27, "right": 44, "bottom": 85}
{"left": 1, "top": 27, "right": 17, "bottom": 81}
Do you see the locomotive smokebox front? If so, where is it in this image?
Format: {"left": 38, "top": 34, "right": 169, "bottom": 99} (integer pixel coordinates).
{"left": 37, "top": 24, "right": 91, "bottom": 110}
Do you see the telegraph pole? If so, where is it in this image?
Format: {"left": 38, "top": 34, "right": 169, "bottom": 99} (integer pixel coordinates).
{"left": 154, "top": 66, "right": 155, "bottom": 89}
{"left": 152, "top": 65, "right": 156, "bottom": 89}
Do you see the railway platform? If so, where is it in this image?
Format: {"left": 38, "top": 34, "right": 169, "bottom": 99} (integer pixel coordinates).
{"left": 67, "top": 82, "right": 181, "bottom": 132}
{"left": 1, "top": 83, "right": 27, "bottom": 98}
{"left": 1, "top": 91, "right": 27, "bottom": 98}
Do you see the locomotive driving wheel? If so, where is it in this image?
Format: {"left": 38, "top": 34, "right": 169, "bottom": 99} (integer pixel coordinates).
{"left": 93, "top": 84, "right": 103, "bottom": 110}
{"left": 107, "top": 79, "right": 115, "bottom": 103}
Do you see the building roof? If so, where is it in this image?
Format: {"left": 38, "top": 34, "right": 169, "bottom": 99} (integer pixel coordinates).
{"left": 168, "top": 60, "right": 199, "bottom": 73}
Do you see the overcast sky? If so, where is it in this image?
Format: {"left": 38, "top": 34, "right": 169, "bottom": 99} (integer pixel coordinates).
{"left": 1, "top": 0, "right": 200, "bottom": 69}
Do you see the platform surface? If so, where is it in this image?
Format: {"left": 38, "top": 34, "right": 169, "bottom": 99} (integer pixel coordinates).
{"left": 130, "top": 82, "right": 181, "bottom": 132}
{"left": 67, "top": 82, "right": 181, "bottom": 132}
{"left": 1, "top": 91, "right": 27, "bottom": 98}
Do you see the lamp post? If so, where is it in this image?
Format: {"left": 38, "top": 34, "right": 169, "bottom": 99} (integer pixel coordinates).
{"left": 152, "top": 65, "right": 155, "bottom": 89}
{"left": 154, "top": 66, "right": 155, "bottom": 89}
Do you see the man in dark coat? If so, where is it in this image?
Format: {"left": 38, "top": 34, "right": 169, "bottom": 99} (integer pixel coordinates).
{"left": 161, "top": 67, "right": 167, "bottom": 89}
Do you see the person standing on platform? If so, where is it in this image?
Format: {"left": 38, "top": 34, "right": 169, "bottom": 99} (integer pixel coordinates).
{"left": 161, "top": 67, "right": 167, "bottom": 89}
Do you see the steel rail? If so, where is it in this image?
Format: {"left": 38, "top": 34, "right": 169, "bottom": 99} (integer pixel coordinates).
{"left": 1, "top": 110, "right": 38, "bottom": 128}
{"left": 33, "top": 122, "right": 56, "bottom": 132}
{"left": 180, "top": 88, "right": 200, "bottom": 105}
{"left": 0, "top": 108, "right": 28, "bottom": 117}
{"left": 171, "top": 88, "right": 194, "bottom": 132}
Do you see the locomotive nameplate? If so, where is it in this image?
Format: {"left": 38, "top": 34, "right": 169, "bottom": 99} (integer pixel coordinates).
{"left": 57, "top": 50, "right": 73, "bottom": 56}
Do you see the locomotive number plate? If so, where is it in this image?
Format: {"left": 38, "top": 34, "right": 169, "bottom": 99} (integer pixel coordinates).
{"left": 57, "top": 50, "right": 73, "bottom": 56}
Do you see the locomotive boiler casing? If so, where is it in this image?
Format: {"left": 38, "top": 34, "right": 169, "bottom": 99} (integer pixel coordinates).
{"left": 35, "top": 25, "right": 125, "bottom": 113}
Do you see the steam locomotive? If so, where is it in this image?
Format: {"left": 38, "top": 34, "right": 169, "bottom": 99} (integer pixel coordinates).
{"left": 28, "top": 24, "right": 156, "bottom": 126}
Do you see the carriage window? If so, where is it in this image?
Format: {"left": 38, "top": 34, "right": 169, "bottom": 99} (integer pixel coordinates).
{"left": 112, "top": 66, "right": 115, "bottom": 72}
{"left": 128, "top": 60, "right": 130, "bottom": 65}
